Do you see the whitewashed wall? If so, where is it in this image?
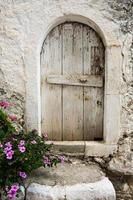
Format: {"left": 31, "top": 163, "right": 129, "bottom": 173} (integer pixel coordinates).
{"left": 0, "top": 0, "right": 120, "bottom": 129}
{"left": 0, "top": 1, "right": 133, "bottom": 199}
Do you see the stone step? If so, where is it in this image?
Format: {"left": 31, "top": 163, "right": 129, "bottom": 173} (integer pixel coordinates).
{"left": 25, "top": 161, "right": 116, "bottom": 200}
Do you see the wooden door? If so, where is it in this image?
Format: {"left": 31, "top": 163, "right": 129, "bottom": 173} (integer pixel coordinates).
{"left": 41, "top": 22, "right": 105, "bottom": 141}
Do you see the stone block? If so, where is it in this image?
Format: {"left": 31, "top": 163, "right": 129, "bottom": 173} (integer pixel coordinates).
{"left": 85, "top": 142, "right": 117, "bottom": 157}
{"left": 104, "top": 94, "right": 120, "bottom": 144}
{"left": 50, "top": 141, "right": 85, "bottom": 156}
{"left": 26, "top": 178, "right": 116, "bottom": 200}
{"left": 25, "top": 162, "right": 116, "bottom": 200}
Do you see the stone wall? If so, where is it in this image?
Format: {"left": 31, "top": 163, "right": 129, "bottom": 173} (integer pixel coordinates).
{"left": 107, "top": 1, "right": 133, "bottom": 199}
{"left": 0, "top": 0, "right": 132, "bottom": 199}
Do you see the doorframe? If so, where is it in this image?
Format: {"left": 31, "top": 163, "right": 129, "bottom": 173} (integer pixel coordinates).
{"left": 26, "top": 14, "right": 121, "bottom": 157}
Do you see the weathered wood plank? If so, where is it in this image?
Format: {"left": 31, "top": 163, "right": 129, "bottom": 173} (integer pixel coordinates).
{"left": 94, "top": 88, "right": 104, "bottom": 140}
{"left": 90, "top": 32, "right": 104, "bottom": 140}
{"left": 46, "top": 74, "right": 103, "bottom": 87}
{"left": 62, "top": 23, "right": 83, "bottom": 141}
{"left": 83, "top": 26, "right": 95, "bottom": 140}
{"left": 83, "top": 27, "right": 104, "bottom": 140}
{"left": 41, "top": 26, "right": 62, "bottom": 140}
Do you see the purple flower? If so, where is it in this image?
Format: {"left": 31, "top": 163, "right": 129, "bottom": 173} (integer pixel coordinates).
{"left": 7, "top": 184, "right": 19, "bottom": 199}
{"left": 18, "top": 146, "right": 26, "bottom": 153}
{"left": 19, "top": 171, "right": 27, "bottom": 179}
{"left": 4, "top": 142, "right": 13, "bottom": 155}
{"left": 19, "top": 140, "right": 25, "bottom": 146}
{"left": 43, "top": 156, "right": 51, "bottom": 165}
{"left": 11, "top": 184, "right": 19, "bottom": 191}
{"left": 18, "top": 140, "right": 26, "bottom": 152}
{"left": 5, "top": 142, "right": 12, "bottom": 148}
{"left": 4, "top": 146, "right": 12, "bottom": 153}
{"left": 0, "top": 101, "right": 10, "bottom": 109}
{"left": 58, "top": 156, "right": 65, "bottom": 164}
{"left": 31, "top": 140, "right": 37, "bottom": 144}
{"left": 4, "top": 142, "right": 14, "bottom": 160}
{"left": 6, "top": 150, "right": 14, "bottom": 160}
{"left": 8, "top": 189, "right": 17, "bottom": 199}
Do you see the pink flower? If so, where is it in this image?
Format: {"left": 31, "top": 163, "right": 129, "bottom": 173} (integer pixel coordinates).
{"left": 18, "top": 140, "right": 26, "bottom": 153}
{"left": 4, "top": 142, "right": 14, "bottom": 159}
{"left": 43, "top": 156, "right": 51, "bottom": 165}
{"left": 42, "top": 133, "right": 48, "bottom": 140}
{"left": 7, "top": 184, "right": 19, "bottom": 199}
{"left": 6, "top": 150, "right": 14, "bottom": 160}
{"left": 19, "top": 171, "right": 27, "bottom": 179}
{"left": 4, "top": 142, "right": 13, "bottom": 154}
{"left": 0, "top": 101, "right": 10, "bottom": 109}
{"left": 8, "top": 189, "right": 17, "bottom": 199}
{"left": 58, "top": 156, "right": 65, "bottom": 164}
{"left": 19, "top": 140, "right": 25, "bottom": 146}
{"left": 11, "top": 184, "right": 19, "bottom": 191}
{"left": 31, "top": 140, "right": 37, "bottom": 144}
{"left": 9, "top": 115, "right": 17, "bottom": 122}
{"left": 4, "top": 146, "right": 12, "bottom": 153}
{"left": 18, "top": 146, "right": 26, "bottom": 153}
{"left": 5, "top": 142, "right": 12, "bottom": 148}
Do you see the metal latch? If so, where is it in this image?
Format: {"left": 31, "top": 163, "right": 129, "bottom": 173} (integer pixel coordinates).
{"left": 79, "top": 78, "right": 87, "bottom": 83}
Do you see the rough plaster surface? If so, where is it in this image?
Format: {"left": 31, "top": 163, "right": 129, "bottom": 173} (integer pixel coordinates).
{"left": 0, "top": 0, "right": 133, "bottom": 199}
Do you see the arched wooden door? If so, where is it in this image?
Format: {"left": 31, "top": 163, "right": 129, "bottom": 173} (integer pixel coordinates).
{"left": 41, "top": 22, "right": 105, "bottom": 141}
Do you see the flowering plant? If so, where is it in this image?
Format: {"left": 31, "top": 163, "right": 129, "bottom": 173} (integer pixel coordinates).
{"left": 0, "top": 101, "right": 63, "bottom": 199}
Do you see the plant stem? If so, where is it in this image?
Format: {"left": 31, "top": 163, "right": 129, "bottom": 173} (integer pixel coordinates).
{"left": 23, "top": 187, "right": 27, "bottom": 200}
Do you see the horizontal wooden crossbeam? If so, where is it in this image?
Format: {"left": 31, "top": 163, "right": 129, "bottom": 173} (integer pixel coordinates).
{"left": 46, "top": 75, "right": 103, "bottom": 87}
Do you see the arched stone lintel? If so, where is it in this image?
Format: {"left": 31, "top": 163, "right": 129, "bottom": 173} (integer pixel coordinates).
{"left": 40, "top": 14, "right": 120, "bottom": 54}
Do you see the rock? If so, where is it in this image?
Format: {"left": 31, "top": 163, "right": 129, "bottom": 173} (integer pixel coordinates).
{"left": 25, "top": 162, "right": 116, "bottom": 200}
{"left": 108, "top": 157, "right": 133, "bottom": 175}
{"left": 122, "top": 183, "right": 129, "bottom": 192}
{"left": 27, "top": 178, "right": 115, "bottom": 200}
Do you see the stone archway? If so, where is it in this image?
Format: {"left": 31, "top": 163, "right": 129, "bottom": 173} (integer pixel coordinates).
{"left": 25, "top": 10, "right": 121, "bottom": 155}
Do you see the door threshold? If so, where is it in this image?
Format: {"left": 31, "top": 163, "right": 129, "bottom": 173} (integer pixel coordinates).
{"left": 46, "top": 141, "right": 117, "bottom": 157}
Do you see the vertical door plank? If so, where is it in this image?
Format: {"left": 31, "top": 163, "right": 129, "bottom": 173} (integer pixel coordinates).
{"left": 90, "top": 30, "right": 104, "bottom": 140}
{"left": 62, "top": 23, "right": 83, "bottom": 141}
{"left": 83, "top": 26, "right": 95, "bottom": 140}
{"left": 94, "top": 87, "right": 104, "bottom": 139}
{"left": 83, "top": 27, "right": 104, "bottom": 140}
{"left": 41, "top": 26, "right": 62, "bottom": 140}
